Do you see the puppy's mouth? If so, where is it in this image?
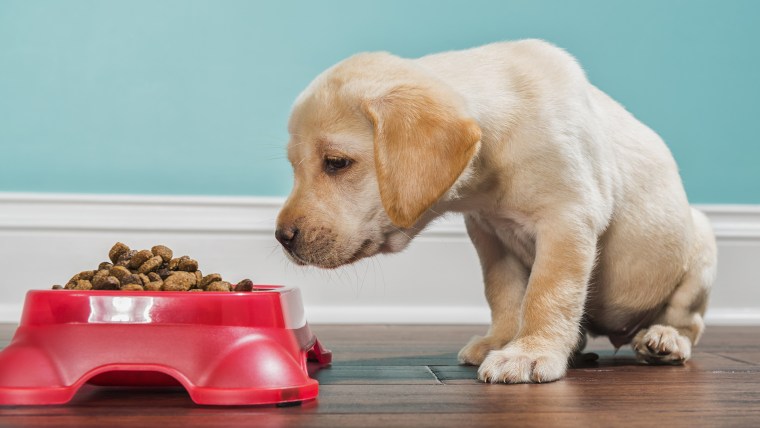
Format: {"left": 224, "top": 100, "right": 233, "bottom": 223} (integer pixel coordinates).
{"left": 283, "top": 249, "right": 309, "bottom": 266}
{"left": 378, "top": 227, "right": 416, "bottom": 254}
{"left": 346, "top": 239, "right": 376, "bottom": 264}
{"left": 283, "top": 238, "right": 379, "bottom": 269}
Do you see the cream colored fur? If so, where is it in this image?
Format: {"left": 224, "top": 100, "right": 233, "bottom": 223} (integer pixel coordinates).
{"left": 277, "top": 40, "right": 717, "bottom": 383}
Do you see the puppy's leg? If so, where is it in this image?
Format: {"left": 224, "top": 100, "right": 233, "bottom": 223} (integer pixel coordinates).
{"left": 458, "top": 216, "right": 528, "bottom": 365}
{"left": 633, "top": 208, "right": 716, "bottom": 365}
{"left": 478, "top": 223, "right": 596, "bottom": 383}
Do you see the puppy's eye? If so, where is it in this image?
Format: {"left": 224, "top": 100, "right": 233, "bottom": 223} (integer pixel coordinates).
{"left": 324, "top": 156, "right": 351, "bottom": 174}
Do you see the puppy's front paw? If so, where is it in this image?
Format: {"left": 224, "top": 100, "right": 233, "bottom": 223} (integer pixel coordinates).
{"left": 458, "top": 335, "right": 506, "bottom": 366}
{"left": 477, "top": 342, "right": 568, "bottom": 384}
{"left": 633, "top": 325, "right": 691, "bottom": 365}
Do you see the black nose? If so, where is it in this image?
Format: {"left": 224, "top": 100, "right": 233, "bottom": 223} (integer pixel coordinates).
{"left": 275, "top": 226, "right": 299, "bottom": 251}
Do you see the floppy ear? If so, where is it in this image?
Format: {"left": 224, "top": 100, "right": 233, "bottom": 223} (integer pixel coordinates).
{"left": 363, "top": 86, "right": 481, "bottom": 228}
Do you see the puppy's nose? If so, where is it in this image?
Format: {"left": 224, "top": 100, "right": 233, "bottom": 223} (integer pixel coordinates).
{"left": 275, "top": 226, "right": 299, "bottom": 251}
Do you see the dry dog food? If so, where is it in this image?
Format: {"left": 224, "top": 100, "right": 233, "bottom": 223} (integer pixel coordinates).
{"left": 52, "top": 242, "right": 252, "bottom": 292}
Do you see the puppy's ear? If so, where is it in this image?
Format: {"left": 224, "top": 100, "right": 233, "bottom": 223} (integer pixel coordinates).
{"left": 363, "top": 86, "right": 481, "bottom": 228}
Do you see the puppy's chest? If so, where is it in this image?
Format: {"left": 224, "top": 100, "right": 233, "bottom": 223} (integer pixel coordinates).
{"left": 482, "top": 216, "right": 537, "bottom": 268}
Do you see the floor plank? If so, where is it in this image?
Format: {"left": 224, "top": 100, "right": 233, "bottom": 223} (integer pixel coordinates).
{"left": 1, "top": 324, "right": 759, "bottom": 427}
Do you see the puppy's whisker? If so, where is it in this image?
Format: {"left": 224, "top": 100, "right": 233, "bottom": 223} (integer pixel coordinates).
{"left": 371, "top": 256, "right": 386, "bottom": 293}
{"left": 266, "top": 244, "right": 280, "bottom": 259}
{"left": 288, "top": 132, "right": 310, "bottom": 139}
{"left": 286, "top": 139, "right": 311, "bottom": 147}
{"left": 390, "top": 225, "right": 413, "bottom": 241}
{"left": 347, "top": 263, "right": 359, "bottom": 297}
{"left": 427, "top": 207, "right": 444, "bottom": 217}
{"left": 360, "top": 259, "right": 371, "bottom": 295}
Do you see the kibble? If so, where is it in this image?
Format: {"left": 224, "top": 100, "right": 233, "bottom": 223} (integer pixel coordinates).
{"left": 108, "top": 242, "right": 130, "bottom": 264}
{"left": 177, "top": 257, "right": 199, "bottom": 272}
{"left": 144, "top": 281, "right": 163, "bottom": 291}
{"left": 122, "top": 274, "right": 143, "bottom": 286}
{"left": 92, "top": 269, "right": 109, "bottom": 286}
{"left": 66, "top": 273, "right": 81, "bottom": 286}
{"left": 200, "top": 273, "right": 222, "bottom": 289}
{"left": 206, "top": 281, "right": 232, "bottom": 292}
{"left": 52, "top": 242, "right": 257, "bottom": 292}
{"left": 115, "top": 250, "right": 137, "bottom": 267}
{"left": 69, "top": 279, "right": 93, "bottom": 290}
{"left": 94, "top": 275, "right": 120, "bottom": 290}
{"left": 138, "top": 256, "right": 163, "bottom": 274}
{"left": 235, "top": 279, "right": 254, "bottom": 292}
{"left": 162, "top": 272, "right": 195, "bottom": 291}
{"left": 110, "top": 266, "right": 131, "bottom": 282}
{"left": 157, "top": 267, "right": 172, "bottom": 279}
{"left": 138, "top": 273, "right": 151, "bottom": 285}
{"left": 127, "top": 250, "right": 153, "bottom": 270}
{"left": 151, "top": 245, "right": 173, "bottom": 263}
{"left": 78, "top": 270, "right": 95, "bottom": 281}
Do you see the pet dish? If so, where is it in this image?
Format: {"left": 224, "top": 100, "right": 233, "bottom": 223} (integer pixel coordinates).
{"left": 0, "top": 286, "right": 331, "bottom": 406}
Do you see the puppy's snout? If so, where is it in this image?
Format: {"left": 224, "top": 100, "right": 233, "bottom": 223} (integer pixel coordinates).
{"left": 275, "top": 225, "right": 299, "bottom": 252}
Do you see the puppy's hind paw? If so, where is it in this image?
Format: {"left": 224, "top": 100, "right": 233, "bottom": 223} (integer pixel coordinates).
{"left": 633, "top": 325, "right": 691, "bottom": 365}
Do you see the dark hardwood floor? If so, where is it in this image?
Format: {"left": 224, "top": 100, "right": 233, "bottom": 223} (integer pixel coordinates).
{"left": 1, "top": 324, "right": 759, "bottom": 427}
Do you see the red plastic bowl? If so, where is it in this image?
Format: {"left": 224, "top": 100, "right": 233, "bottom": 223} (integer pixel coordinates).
{"left": 0, "top": 286, "right": 331, "bottom": 406}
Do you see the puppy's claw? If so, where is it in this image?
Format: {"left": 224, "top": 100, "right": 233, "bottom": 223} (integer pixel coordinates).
{"left": 458, "top": 335, "right": 507, "bottom": 366}
{"left": 633, "top": 325, "right": 691, "bottom": 365}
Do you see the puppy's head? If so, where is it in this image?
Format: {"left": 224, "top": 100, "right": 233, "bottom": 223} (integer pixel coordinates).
{"left": 276, "top": 52, "right": 481, "bottom": 268}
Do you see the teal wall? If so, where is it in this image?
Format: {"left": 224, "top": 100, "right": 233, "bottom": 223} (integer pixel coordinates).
{"left": 1, "top": 0, "right": 758, "bottom": 202}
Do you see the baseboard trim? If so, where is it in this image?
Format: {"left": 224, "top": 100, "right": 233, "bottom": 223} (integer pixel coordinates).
{"left": 0, "top": 305, "right": 21, "bottom": 325}
{"left": 0, "top": 192, "right": 285, "bottom": 234}
{"left": 307, "top": 307, "right": 760, "bottom": 326}
{"left": 1, "top": 192, "right": 759, "bottom": 326}
{"left": 1, "top": 304, "right": 758, "bottom": 326}
{"left": 703, "top": 308, "right": 760, "bottom": 326}
{"left": 3, "top": 192, "right": 758, "bottom": 238}
{"left": 305, "top": 306, "right": 492, "bottom": 324}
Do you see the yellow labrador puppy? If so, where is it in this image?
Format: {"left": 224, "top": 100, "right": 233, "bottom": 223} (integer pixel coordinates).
{"left": 276, "top": 40, "right": 717, "bottom": 383}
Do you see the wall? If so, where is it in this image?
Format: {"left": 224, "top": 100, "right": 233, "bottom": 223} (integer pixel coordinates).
{"left": 1, "top": 1, "right": 758, "bottom": 326}
{"left": 1, "top": 0, "right": 759, "bottom": 202}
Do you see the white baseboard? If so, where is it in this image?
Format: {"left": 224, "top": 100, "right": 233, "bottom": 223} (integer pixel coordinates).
{"left": 1, "top": 192, "right": 759, "bottom": 326}
{"left": 705, "top": 308, "right": 760, "bottom": 325}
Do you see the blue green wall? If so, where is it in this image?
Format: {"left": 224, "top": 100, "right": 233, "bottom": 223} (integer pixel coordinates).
{"left": 1, "top": 0, "right": 758, "bottom": 202}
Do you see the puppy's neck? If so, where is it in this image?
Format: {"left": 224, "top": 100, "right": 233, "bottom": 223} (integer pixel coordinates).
{"left": 433, "top": 141, "right": 500, "bottom": 216}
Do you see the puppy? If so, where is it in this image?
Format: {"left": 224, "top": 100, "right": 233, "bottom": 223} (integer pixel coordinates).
{"left": 276, "top": 40, "right": 717, "bottom": 383}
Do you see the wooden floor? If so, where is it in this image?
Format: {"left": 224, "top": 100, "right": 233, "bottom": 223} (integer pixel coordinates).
{"left": 1, "top": 324, "right": 759, "bottom": 427}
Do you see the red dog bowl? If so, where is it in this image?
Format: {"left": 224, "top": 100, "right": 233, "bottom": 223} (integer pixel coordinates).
{"left": 0, "top": 286, "right": 331, "bottom": 406}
